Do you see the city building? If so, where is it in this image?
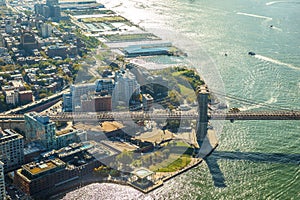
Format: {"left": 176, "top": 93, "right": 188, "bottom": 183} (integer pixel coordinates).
{"left": 143, "top": 75, "right": 169, "bottom": 100}
{"left": 24, "top": 112, "right": 56, "bottom": 150}
{"left": 95, "top": 79, "right": 115, "bottom": 95}
{"left": 47, "top": 44, "right": 68, "bottom": 58}
{"left": 14, "top": 142, "right": 98, "bottom": 197}
{"left": 58, "top": 0, "right": 104, "bottom": 10}
{"left": 56, "top": 129, "right": 87, "bottom": 149}
{"left": 70, "top": 82, "right": 96, "bottom": 110}
{"left": 20, "top": 30, "right": 38, "bottom": 52}
{"left": 81, "top": 95, "right": 112, "bottom": 112}
{"left": 142, "top": 94, "right": 153, "bottom": 111}
{"left": 18, "top": 90, "right": 33, "bottom": 105}
{"left": 62, "top": 93, "right": 72, "bottom": 112}
{"left": 113, "top": 70, "right": 140, "bottom": 105}
{"left": 0, "top": 128, "right": 24, "bottom": 172}
{"left": 40, "top": 24, "right": 52, "bottom": 38}
{"left": 64, "top": 80, "right": 115, "bottom": 112}
{"left": 4, "top": 90, "right": 19, "bottom": 105}
{"left": 46, "top": 0, "right": 59, "bottom": 6}
{"left": 5, "top": 22, "right": 13, "bottom": 34}
{"left": 23, "top": 142, "right": 46, "bottom": 163}
{"left": 123, "top": 43, "right": 172, "bottom": 57}
{"left": 34, "top": 0, "right": 61, "bottom": 21}
{"left": 0, "top": 161, "right": 6, "bottom": 200}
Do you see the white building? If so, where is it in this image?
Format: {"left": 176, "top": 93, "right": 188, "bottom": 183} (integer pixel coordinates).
{"left": 0, "top": 161, "right": 5, "bottom": 200}
{"left": 4, "top": 90, "right": 19, "bottom": 105}
{"left": 41, "top": 24, "right": 52, "bottom": 38}
{"left": 113, "top": 70, "right": 140, "bottom": 105}
{"left": 70, "top": 83, "right": 96, "bottom": 109}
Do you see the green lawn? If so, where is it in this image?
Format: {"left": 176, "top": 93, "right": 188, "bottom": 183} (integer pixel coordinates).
{"left": 104, "top": 33, "right": 160, "bottom": 42}
{"left": 178, "top": 84, "right": 194, "bottom": 95}
{"left": 171, "top": 70, "right": 186, "bottom": 77}
{"left": 81, "top": 16, "right": 127, "bottom": 23}
{"left": 149, "top": 154, "right": 192, "bottom": 172}
{"left": 64, "top": 9, "right": 115, "bottom": 16}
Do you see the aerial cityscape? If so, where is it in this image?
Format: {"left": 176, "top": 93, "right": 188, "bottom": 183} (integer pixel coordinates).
{"left": 0, "top": 0, "right": 299, "bottom": 199}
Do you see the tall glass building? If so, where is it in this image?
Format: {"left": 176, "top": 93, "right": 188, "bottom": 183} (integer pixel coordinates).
{"left": 24, "top": 112, "right": 56, "bottom": 150}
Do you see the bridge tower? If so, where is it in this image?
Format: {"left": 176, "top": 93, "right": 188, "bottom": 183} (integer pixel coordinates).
{"left": 196, "top": 85, "right": 209, "bottom": 148}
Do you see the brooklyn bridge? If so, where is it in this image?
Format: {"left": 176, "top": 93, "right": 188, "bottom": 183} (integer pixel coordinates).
{"left": 0, "top": 85, "right": 298, "bottom": 149}
{"left": 0, "top": 110, "right": 300, "bottom": 121}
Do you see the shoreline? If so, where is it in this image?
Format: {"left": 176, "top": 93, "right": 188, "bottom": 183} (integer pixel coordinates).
{"left": 49, "top": 131, "right": 218, "bottom": 199}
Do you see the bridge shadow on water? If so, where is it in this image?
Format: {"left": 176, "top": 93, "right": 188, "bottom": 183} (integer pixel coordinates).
{"left": 204, "top": 150, "right": 300, "bottom": 188}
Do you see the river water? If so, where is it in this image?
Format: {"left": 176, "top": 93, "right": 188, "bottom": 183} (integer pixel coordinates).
{"left": 62, "top": 0, "right": 300, "bottom": 199}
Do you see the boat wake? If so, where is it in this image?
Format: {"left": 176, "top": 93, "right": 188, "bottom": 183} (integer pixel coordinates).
{"left": 266, "top": 1, "right": 286, "bottom": 6}
{"left": 236, "top": 12, "right": 272, "bottom": 20}
{"left": 266, "top": 1, "right": 300, "bottom": 6}
{"left": 255, "top": 55, "right": 300, "bottom": 71}
{"left": 271, "top": 26, "right": 282, "bottom": 31}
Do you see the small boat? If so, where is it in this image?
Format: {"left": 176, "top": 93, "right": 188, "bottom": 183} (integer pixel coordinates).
{"left": 248, "top": 51, "right": 256, "bottom": 56}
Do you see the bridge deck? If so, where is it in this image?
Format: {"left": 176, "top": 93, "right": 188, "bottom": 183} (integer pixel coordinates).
{"left": 0, "top": 111, "right": 299, "bottom": 121}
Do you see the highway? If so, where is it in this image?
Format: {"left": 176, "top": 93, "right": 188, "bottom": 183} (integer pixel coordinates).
{"left": 2, "top": 89, "right": 70, "bottom": 115}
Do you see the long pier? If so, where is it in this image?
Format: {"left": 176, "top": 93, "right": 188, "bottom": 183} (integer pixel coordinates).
{"left": 1, "top": 110, "right": 299, "bottom": 121}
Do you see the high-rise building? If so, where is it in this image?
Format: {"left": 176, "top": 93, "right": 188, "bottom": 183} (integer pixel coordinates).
{"left": 0, "top": 128, "right": 24, "bottom": 172}
{"left": 4, "top": 90, "right": 19, "bottom": 105}
{"left": 70, "top": 83, "right": 96, "bottom": 109}
{"left": 62, "top": 93, "right": 72, "bottom": 112}
{"left": 34, "top": 4, "right": 44, "bottom": 15}
{"left": 0, "top": 161, "right": 6, "bottom": 200}
{"left": 24, "top": 112, "right": 56, "bottom": 150}
{"left": 35, "top": 0, "right": 61, "bottom": 21}
{"left": 95, "top": 79, "right": 115, "bottom": 95}
{"left": 46, "top": 0, "right": 59, "bottom": 6}
{"left": 41, "top": 24, "right": 52, "bottom": 38}
{"left": 113, "top": 70, "right": 140, "bottom": 105}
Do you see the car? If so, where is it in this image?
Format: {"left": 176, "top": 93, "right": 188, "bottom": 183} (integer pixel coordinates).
{"left": 229, "top": 107, "right": 240, "bottom": 113}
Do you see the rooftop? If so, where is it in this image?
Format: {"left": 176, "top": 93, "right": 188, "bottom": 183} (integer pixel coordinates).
{"left": 133, "top": 168, "right": 154, "bottom": 179}
{"left": 25, "top": 112, "right": 52, "bottom": 125}
{"left": 56, "top": 129, "right": 73, "bottom": 136}
{"left": 124, "top": 43, "right": 172, "bottom": 56}
{"left": 23, "top": 158, "right": 65, "bottom": 176}
{"left": 0, "top": 128, "right": 23, "bottom": 140}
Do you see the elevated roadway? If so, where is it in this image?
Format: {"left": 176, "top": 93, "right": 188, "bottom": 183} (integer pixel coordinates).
{"left": 1, "top": 110, "right": 299, "bottom": 121}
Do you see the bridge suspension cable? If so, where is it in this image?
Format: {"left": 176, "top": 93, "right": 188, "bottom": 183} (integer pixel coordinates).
{"left": 211, "top": 89, "right": 294, "bottom": 111}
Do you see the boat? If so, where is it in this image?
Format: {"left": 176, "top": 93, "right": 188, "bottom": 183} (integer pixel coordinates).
{"left": 248, "top": 51, "right": 256, "bottom": 56}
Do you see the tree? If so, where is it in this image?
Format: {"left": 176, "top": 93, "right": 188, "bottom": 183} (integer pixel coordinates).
{"left": 0, "top": 58, "right": 5, "bottom": 66}
{"left": 132, "top": 159, "right": 142, "bottom": 168}
{"left": 39, "top": 93, "right": 48, "bottom": 99}
{"left": 116, "top": 150, "right": 133, "bottom": 167}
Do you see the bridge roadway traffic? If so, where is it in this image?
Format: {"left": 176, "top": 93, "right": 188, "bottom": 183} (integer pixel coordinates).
{"left": 0, "top": 110, "right": 300, "bottom": 121}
